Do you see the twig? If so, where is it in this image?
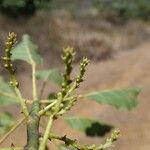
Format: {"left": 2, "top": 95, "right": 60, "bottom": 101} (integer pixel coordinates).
{"left": 32, "top": 64, "right": 37, "bottom": 100}
{"left": 2, "top": 32, "right": 29, "bottom": 117}
{"left": 49, "top": 130, "right": 120, "bottom": 150}
{"left": 14, "top": 88, "right": 29, "bottom": 117}
{"left": 39, "top": 115, "right": 54, "bottom": 150}
{"left": 38, "top": 100, "right": 57, "bottom": 116}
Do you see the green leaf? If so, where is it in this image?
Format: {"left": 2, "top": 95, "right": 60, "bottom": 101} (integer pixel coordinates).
{"left": 65, "top": 116, "right": 112, "bottom": 137}
{"left": 12, "top": 34, "right": 42, "bottom": 65}
{"left": 0, "top": 77, "right": 18, "bottom": 105}
{"left": 85, "top": 87, "right": 141, "bottom": 110}
{"left": 36, "top": 69, "right": 62, "bottom": 85}
{"left": 0, "top": 112, "right": 16, "bottom": 135}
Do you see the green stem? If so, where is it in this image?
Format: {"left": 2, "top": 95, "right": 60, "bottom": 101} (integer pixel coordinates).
{"left": 39, "top": 115, "right": 53, "bottom": 150}
{"left": 15, "top": 88, "right": 29, "bottom": 117}
{"left": 38, "top": 100, "right": 57, "bottom": 116}
{"left": 25, "top": 100, "right": 40, "bottom": 150}
{"left": 38, "top": 96, "right": 81, "bottom": 116}
{"left": 49, "top": 134, "right": 87, "bottom": 150}
{"left": 32, "top": 64, "right": 37, "bottom": 100}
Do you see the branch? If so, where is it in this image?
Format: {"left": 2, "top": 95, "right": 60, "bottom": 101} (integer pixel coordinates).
{"left": 2, "top": 32, "right": 29, "bottom": 117}
{"left": 49, "top": 130, "right": 120, "bottom": 150}
{"left": 32, "top": 63, "right": 37, "bottom": 100}
{"left": 39, "top": 115, "right": 54, "bottom": 150}
{"left": 38, "top": 100, "right": 57, "bottom": 116}
{"left": 25, "top": 100, "right": 40, "bottom": 150}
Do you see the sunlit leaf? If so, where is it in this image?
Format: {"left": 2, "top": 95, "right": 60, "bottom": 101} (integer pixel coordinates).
{"left": 12, "top": 34, "right": 42, "bottom": 65}
{"left": 0, "top": 112, "right": 16, "bottom": 135}
{"left": 0, "top": 76, "right": 18, "bottom": 105}
{"left": 65, "top": 116, "right": 112, "bottom": 137}
{"left": 85, "top": 87, "right": 141, "bottom": 110}
{"left": 36, "top": 69, "right": 62, "bottom": 85}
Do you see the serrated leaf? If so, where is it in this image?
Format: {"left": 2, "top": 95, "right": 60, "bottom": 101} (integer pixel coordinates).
{"left": 85, "top": 87, "right": 141, "bottom": 110}
{"left": 0, "top": 77, "right": 18, "bottom": 105}
{"left": 36, "top": 69, "right": 62, "bottom": 85}
{"left": 65, "top": 116, "right": 112, "bottom": 137}
{"left": 12, "top": 34, "right": 42, "bottom": 65}
{"left": 0, "top": 112, "right": 16, "bottom": 135}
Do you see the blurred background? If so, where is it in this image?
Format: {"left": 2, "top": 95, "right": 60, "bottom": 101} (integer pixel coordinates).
{"left": 0, "top": 0, "right": 150, "bottom": 150}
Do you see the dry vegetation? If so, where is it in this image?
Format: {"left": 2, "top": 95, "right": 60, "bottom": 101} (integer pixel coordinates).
{"left": 0, "top": 10, "right": 150, "bottom": 67}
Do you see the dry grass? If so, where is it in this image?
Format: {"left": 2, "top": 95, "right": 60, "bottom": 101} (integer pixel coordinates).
{"left": 0, "top": 10, "right": 150, "bottom": 67}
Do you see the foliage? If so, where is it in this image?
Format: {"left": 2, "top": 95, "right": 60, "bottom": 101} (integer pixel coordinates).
{"left": 0, "top": 0, "right": 52, "bottom": 17}
{"left": 94, "top": 0, "right": 150, "bottom": 21}
{"left": 86, "top": 88, "right": 141, "bottom": 110}
{"left": 0, "top": 32, "right": 141, "bottom": 150}
{"left": 65, "top": 116, "right": 113, "bottom": 137}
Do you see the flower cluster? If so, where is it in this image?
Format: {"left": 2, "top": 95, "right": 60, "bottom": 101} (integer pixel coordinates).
{"left": 75, "top": 57, "right": 89, "bottom": 88}
{"left": 2, "top": 32, "right": 19, "bottom": 87}
{"left": 61, "top": 47, "right": 75, "bottom": 97}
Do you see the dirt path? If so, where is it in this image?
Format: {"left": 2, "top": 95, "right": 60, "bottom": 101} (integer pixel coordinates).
{"left": 1, "top": 41, "right": 150, "bottom": 150}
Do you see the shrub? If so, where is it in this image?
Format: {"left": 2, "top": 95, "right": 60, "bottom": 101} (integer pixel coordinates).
{"left": 0, "top": 32, "right": 141, "bottom": 150}
{"left": 94, "top": 0, "right": 150, "bottom": 22}
{"left": 0, "top": 0, "right": 52, "bottom": 17}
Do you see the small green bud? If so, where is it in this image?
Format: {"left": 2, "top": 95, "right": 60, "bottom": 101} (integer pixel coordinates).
{"left": 10, "top": 81, "right": 13, "bottom": 86}
{"left": 2, "top": 57, "right": 9, "bottom": 61}
{"left": 15, "top": 81, "right": 19, "bottom": 88}
{"left": 60, "top": 103, "right": 64, "bottom": 108}
{"left": 4, "top": 64, "right": 9, "bottom": 68}
{"left": 51, "top": 106, "right": 56, "bottom": 112}
{"left": 111, "top": 129, "right": 120, "bottom": 141}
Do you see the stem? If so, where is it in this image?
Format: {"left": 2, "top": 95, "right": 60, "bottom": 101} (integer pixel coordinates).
{"left": 25, "top": 99, "right": 55, "bottom": 104}
{"left": 32, "top": 64, "right": 37, "bottom": 100}
{"left": 65, "top": 82, "right": 77, "bottom": 98}
{"left": 39, "top": 115, "right": 53, "bottom": 150}
{"left": 49, "top": 134, "right": 86, "bottom": 150}
{"left": 25, "top": 100, "right": 40, "bottom": 150}
{"left": 38, "top": 100, "right": 57, "bottom": 116}
{"left": 38, "top": 96, "right": 81, "bottom": 116}
{"left": 25, "top": 64, "right": 40, "bottom": 150}
{"left": 0, "top": 117, "right": 27, "bottom": 145}
{"left": 15, "top": 88, "right": 29, "bottom": 117}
